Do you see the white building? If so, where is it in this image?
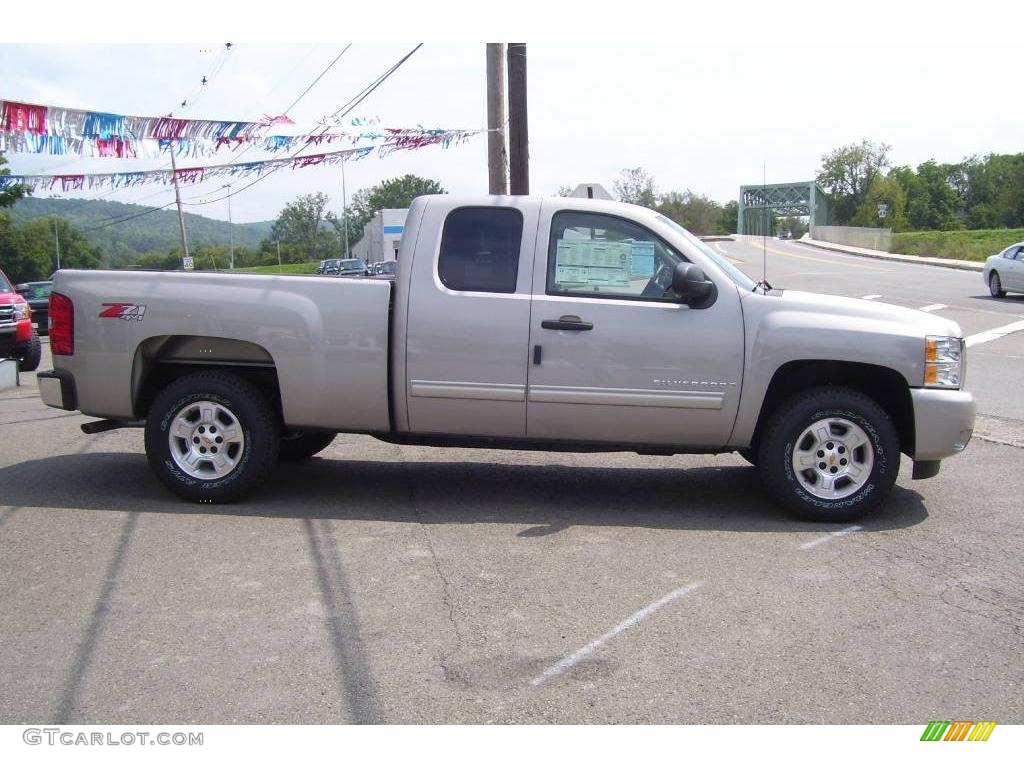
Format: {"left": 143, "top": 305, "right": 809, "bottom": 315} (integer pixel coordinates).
{"left": 351, "top": 208, "right": 407, "bottom": 265}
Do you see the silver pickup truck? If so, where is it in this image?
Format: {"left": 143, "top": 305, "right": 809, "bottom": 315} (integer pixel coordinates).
{"left": 37, "top": 195, "right": 975, "bottom": 521}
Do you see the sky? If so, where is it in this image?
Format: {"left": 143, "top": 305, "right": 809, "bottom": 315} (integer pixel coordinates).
{"left": 2, "top": 1, "right": 1021, "bottom": 225}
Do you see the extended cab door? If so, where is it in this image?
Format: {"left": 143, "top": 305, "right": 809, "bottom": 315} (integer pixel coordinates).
{"left": 402, "top": 199, "right": 537, "bottom": 437}
{"left": 525, "top": 202, "right": 745, "bottom": 447}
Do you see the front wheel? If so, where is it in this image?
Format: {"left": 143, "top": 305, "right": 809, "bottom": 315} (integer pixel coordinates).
{"left": 989, "top": 272, "right": 1006, "bottom": 298}
{"left": 17, "top": 330, "right": 42, "bottom": 372}
{"left": 757, "top": 386, "right": 899, "bottom": 522}
{"left": 144, "top": 371, "right": 279, "bottom": 503}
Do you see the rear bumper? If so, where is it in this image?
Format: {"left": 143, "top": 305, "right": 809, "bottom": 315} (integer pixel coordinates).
{"left": 912, "top": 388, "right": 975, "bottom": 462}
{"left": 37, "top": 369, "right": 77, "bottom": 411}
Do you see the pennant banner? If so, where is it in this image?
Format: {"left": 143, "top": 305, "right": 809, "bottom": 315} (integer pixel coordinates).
{"left": 0, "top": 98, "right": 483, "bottom": 160}
{"left": 0, "top": 133, "right": 479, "bottom": 194}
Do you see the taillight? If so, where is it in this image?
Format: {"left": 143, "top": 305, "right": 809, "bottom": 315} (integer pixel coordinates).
{"left": 50, "top": 292, "right": 74, "bottom": 356}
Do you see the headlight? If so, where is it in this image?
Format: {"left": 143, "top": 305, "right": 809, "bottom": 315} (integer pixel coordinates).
{"left": 924, "top": 336, "right": 964, "bottom": 389}
{"left": 12, "top": 303, "right": 31, "bottom": 321}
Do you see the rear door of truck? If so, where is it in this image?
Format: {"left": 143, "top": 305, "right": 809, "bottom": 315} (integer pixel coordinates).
{"left": 401, "top": 198, "right": 538, "bottom": 438}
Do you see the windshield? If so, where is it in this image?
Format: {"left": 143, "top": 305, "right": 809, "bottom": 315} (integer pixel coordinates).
{"left": 381, "top": 262, "right": 396, "bottom": 273}
{"left": 0, "top": 272, "right": 11, "bottom": 292}
{"left": 655, "top": 215, "right": 757, "bottom": 291}
{"left": 21, "top": 283, "right": 52, "bottom": 300}
{"left": 341, "top": 260, "right": 366, "bottom": 270}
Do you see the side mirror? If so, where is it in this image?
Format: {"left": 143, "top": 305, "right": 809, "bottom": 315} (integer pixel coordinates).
{"left": 672, "top": 263, "right": 715, "bottom": 307}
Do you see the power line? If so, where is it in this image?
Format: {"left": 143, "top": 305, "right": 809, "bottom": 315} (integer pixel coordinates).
{"left": 183, "top": 43, "right": 423, "bottom": 209}
{"left": 38, "top": 44, "right": 352, "bottom": 232}
{"left": 79, "top": 200, "right": 177, "bottom": 233}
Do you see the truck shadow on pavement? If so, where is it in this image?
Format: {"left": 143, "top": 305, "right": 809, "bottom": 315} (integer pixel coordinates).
{"left": 0, "top": 451, "right": 929, "bottom": 533}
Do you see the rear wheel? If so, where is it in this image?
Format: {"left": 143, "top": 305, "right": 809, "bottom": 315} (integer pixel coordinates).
{"left": 757, "top": 386, "right": 899, "bottom": 522}
{"left": 144, "top": 371, "right": 279, "bottom": 503}
{"left": 989, "top": 271, "right": 1006, "bottom": 298}
{"left": 279, "top": 431, "right": 336, "bottom": 461}
{"left": 17, "top": 330, "right": 41, "bottom": 372}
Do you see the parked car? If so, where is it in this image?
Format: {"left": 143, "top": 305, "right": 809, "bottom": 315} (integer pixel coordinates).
{"left": 16, "top": 280, "right": 53, "bottom": 334}
{"left": 367, "top": 260, "right": 398, "bottom": 279}
{"left": 336, "top": 258, "right": 369, "bottom": 277}
{"left": 0, "top": 268, "right": 42, "bottom": 371}
{"left": 316, "top": 259, "right": 341, "bottom": 275}
{"left": 983, "top": 242, "right": 1024, "bottom": 297}
{"left": 37, "top": 195, "right": 974, "bottom": 521}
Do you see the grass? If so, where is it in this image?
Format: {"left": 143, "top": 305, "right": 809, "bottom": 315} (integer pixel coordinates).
{"left": 891, "top": 229, "right": 1024, "bottom": 262}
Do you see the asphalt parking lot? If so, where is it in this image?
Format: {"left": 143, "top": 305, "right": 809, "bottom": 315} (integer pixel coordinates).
{"left": 2, "top": 251, "right": 1023, "bottom": 724}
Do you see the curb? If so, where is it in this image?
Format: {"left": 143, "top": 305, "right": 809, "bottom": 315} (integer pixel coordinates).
{"left": 795, "top": 240, "right": 985, "bottom": 272}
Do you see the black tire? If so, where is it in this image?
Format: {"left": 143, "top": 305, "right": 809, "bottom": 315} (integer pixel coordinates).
{"left": 757, "top": 386, "right": 899, "bottom": 522}
{"left": 144, "top": 371, "right": 279, "bottom": 503}
{"left": 989, "top": 272, "right": 1006, "bottom": 298}
{"left": 17, "top": 330, "right": 42, "bottom": 372}
{"left": 279, "top": 431, "right": 336, "bottom": 461}
{"left": 736, "top": 448, "right": 758, "bottom": 466}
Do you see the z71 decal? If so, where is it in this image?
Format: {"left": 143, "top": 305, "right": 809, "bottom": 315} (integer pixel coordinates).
{"left": 99, "top": 303, "right": 147, "bottom": 321}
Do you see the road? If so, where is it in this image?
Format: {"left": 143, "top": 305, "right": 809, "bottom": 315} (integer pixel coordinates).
{"left": 0, "top": 247, "right": 1021, "bottom": 725}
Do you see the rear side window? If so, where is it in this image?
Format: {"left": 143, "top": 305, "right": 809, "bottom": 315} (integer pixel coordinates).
{"left": 438, "top": 207, "right": 523, "bottom": 293}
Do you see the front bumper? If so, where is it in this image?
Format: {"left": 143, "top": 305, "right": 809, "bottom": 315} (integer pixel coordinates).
{"left": 912, "top": 388, "right": 976, "bottom": 462}
{"left": 37, "top": 369, "right": 77, "bottom": 411}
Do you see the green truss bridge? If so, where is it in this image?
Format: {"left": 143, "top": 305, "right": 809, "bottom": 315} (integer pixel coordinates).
{"left": 737, "top": 181, "right": 830, "bottom": 235}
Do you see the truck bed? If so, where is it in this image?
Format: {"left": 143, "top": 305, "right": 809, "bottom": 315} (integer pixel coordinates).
{"left": 51, "top": 269, "right": 393, "bottom": 432}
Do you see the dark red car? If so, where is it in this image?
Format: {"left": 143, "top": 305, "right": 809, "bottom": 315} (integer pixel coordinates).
{"left": 0, "top": 267, "right": 42, "bottom": 371}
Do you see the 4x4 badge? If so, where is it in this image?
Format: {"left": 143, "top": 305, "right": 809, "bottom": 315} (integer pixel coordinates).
{"left": 99, "top": 303, "right": 147, "bottom": 321}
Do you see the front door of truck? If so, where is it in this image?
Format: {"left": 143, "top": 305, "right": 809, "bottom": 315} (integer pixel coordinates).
{"left": 403, "top": 201, "right": 537, "bottom": 438}
{"left": 525, "top": 204, "right": 745, "bottom": 447}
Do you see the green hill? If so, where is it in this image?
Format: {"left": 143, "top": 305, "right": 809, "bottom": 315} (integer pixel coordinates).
{"left": 6, "top": 196, "right": 274, "bottom": 265}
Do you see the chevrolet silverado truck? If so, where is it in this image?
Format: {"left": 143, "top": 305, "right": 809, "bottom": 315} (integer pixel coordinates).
{"left": 36, "top": 195, "right": 975, "bottom": 521}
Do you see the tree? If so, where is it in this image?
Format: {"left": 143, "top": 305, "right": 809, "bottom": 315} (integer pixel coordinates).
{"left": 613, "top": 168, "right": 657, "bottom": 207}
{"left": 656, "top": 190, "right": 726, "bottom": 235}
{"left": 345, "top": 175, "right": 446, "bottom": 243}
{"left": 816, "top": 140, "right": 892, "bottom": 225}
{"left": 719, "top": 200, "right": 739, "bottom": 235}
{"left": 851, "top": 176, "right": 907, "bottom": 231}
{"left": 0, "top": 216, "right": 100, "bottom": 283}
{"left": 270, "top": 192, "right": 338, "bottom": 263}
{"left": 0, "top": 151, "right": 26, "bottom": 210}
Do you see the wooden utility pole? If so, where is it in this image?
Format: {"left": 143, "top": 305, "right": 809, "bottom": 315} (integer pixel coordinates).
{"left": 507, "top": 43, "right": 529, "bottom": 195}
{"left": 486, "top": 43, "right": 508, "bottom": 195}
{"left": 168, "top": 143, "right": 191, "bottom": 269}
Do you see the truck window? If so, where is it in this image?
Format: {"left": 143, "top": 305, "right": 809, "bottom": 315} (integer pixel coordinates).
{"left": 546, "top": 211, "right": 686, "bottom": 301}
{"left": 438, "top": 207, "right": 523, "bottom": 293}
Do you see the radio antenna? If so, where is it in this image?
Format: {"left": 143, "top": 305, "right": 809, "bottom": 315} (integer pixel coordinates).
{"left": 762, "top": 161, "right": 767, "bottom": 293}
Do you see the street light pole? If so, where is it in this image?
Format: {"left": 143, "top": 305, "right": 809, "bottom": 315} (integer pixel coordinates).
{"left": 53, "top": 218, "right": 61, "bottom": 272}
{"left": 341, "top": 160, "right": 351, "bottom": 259}
{"left": 223, "top": 183, "right": 235, "bottom": 270}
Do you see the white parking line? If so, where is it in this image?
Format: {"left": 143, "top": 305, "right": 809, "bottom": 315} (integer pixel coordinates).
{"left": 799, "top": 525, "right": 863, "bottom": 551}
{"left": 530, "top": 581, "right": 703, "bottom": 687}
{"left": 861, "top": 295, "right": 882, "bottom": 300}
{"left": 919, "top": 304, "right": 947, "bottom": 313}
{"left": 966, "top": 319, "right": 1024, "bottom": 348}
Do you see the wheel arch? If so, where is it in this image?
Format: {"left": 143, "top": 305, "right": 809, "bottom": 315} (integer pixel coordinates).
{"left": 749, "top": 360, "right": 914, "bottom": 458}
{"left": 131, "top": 335, "right": 282, "bottom": 421}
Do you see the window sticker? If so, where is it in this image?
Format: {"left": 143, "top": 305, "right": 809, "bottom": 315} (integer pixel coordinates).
{"left": 630, "top": 241, "right": 656, "bottom": 278}
{"left": 554, "top": 239, "right": 633, "bottom": 289}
